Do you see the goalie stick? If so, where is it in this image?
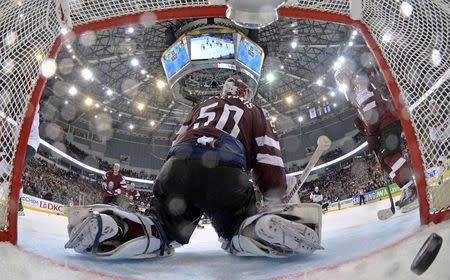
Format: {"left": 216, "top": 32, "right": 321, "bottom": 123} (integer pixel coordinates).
{"left": 377, "top": 180, "right": 396, "bottom": 220}
{"left": 376, "top": 153, "right": 396, "bottom": 220}
{"left": 283, "top": 135, "right": 332, "bottom": 204}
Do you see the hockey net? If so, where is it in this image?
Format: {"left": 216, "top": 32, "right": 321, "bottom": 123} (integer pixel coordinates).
{"left": 0, "top": 0, "right": 449, "bottom": 243}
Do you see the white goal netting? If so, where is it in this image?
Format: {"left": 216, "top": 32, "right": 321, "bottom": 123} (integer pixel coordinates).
{"left": 1, "top": 0, "right": 449, "bottom": 239}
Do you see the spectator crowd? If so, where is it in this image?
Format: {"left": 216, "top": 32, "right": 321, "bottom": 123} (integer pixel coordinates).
{"left": 22, "top": 150, "right": 397, "bottom": 213}
{"left": 22, "top": 157, "right": 153, "bottom": 211}
{"left": 299, "top": 154, "right": 391, "bottom": 203}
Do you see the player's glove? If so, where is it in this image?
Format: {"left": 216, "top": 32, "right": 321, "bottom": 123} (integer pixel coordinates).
{"left": 101, "top": 182, "right": 107, "bottom": 190}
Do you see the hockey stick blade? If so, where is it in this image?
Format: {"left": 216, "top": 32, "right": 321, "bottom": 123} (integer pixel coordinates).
{"left": 375, "top": 166, "right": 396, "bottom": 220}
{"left": 377, "top": 208, "right": 395, "bottom": 220}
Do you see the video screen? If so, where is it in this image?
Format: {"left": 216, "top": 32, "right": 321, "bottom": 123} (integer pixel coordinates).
{"left": 190, "top": 33, "right": 234, "bottom": 60}
{"left": 237, "top": 35, "right": 264, "bottom": 75}
{"left": 161, "top": 36, "right": 190, "bottom": 78}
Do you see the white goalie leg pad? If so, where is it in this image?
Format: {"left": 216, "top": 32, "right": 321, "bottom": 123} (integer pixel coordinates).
{"left": 230, "top": 234, "right": 286, "bottom": 258}
{"left": 255, "top": 214, "right": 322, "bottom": 254}
{"left": 65, "top": 213, "right": 118, "bottom": 254}
{"left": 66, "top": 204, "right": 173, "bottom": 259}
{"left": 225, "top": 203, "right": 323, "bottom": 257}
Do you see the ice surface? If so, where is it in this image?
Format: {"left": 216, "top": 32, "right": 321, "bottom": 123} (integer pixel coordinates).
{"left": 0, "top": 198, "right": 449, "bottom": 280}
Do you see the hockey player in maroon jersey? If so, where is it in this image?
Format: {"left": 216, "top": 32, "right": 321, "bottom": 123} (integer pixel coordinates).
{"left": 123, "top": 183, "right": 140, "bottom": 211}
{"left": 334, "top": 67, "right": 418, "bottom": 213}
{"left": 101, "top": 163, "right": 127, "bottom": 205}
{"left": 125, "top": 183, "right": 140, "bottom": 203}
{"left": 65, "top": 78, "right": 323, "bottom": 259}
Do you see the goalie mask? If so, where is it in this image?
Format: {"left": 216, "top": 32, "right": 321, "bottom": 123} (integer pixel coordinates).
{"left": 222, "top": 78, "right": 254, "bottom": 101}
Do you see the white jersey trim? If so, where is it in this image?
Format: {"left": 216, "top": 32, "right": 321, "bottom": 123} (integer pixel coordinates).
{"left": 255, "top": 136, "right": 281, "bottom": 150}
{"left": 401, "top": 180, "right": 414, "bottom": 190}
{"left": 355, "top": 90, "right": 373, "bottom": 107}
{"left": 363, "top": 101, "right": 377, "bottom": 112}
{"left": 391, "top": 157, "right": 406, "bottom": 173}
{"left": 256, "top": 153, "right": 284, "bottom": 168}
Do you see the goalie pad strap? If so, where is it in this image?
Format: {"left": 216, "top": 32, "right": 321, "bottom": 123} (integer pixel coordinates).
{"left": 67, "top": 205, "right": 169, "bottom": 259}
{"left": 135, "top": 213, "right": 151, "bottom": 255}
{"left": 91, "top": 214, "right": 103, "bottom": 254}
{"left": 147, "top": 215, "right": 171, "bottom": 256}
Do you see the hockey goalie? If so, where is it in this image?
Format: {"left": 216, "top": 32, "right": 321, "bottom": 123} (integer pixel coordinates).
{"left": 65, "top": 78, "right": 323, "bottom": 259}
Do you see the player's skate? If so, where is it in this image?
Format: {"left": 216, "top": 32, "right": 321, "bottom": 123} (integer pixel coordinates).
{"left": 65, "top": 204, "right": 174, "bottom": 259}
{"left": 397, "top": 183, "right": 419, "bottom": 213}
{"left": 223, "top": 203, "right": 323, "bottom": 258}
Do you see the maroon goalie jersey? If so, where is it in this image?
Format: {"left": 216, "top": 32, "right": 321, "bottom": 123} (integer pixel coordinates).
{"left": 173, "top": 94, "right": 287, "bottom": 196}
{"left": 351, "top": 84, "right": 399, "bottom": 135}
{"left": 102, "top": 171, "right": 127, "bottom": 197}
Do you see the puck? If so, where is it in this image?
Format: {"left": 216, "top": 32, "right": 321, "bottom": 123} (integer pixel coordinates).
{"left": 410, "top": 233, "right": 443, "bottom": 275}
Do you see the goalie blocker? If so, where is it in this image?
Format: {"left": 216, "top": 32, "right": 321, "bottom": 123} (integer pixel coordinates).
{"left": 65, "top": 203, "right": 323, "bottom": 259}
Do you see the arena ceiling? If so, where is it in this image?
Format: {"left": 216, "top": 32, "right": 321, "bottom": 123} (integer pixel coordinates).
{"left": 42, "top": 16, "right": 375, "bottom": 140}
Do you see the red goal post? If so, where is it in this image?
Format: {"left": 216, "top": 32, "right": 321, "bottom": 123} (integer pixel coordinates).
{"left": 1, "top": 1, "right": 449, "bottom": 244}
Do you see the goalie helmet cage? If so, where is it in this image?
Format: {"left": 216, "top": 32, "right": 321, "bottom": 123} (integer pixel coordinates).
{"left": 0, "top": 1, "right": 449, "bottom": 244}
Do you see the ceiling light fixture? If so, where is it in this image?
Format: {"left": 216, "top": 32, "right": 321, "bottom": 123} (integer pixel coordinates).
{"left": 130, "top": 58, "right": 139, "bottom": 67}
{"left": 68, "top": 86, "right": 77, "bottom": 96}
{"left": 316, "top": 78, "right": 323, "bottom": 86}
{"left": 137, "top": 102, "right": 145, "bottom": 111}
{"left": 400, "top": 1, "right": 413, "bottom": 18}
{"left": 285, "top": 95, "right": 293, "bottom": 104}
{"left": 291, "top": 41, "right": 297, "bottom": 49}
{"left": 382, "top": 33, "right": 392, "bottom": 43}
{"left": 266, "top": 72, "right": 275, "bottom": 83}
{"left": 40, "top": 59, "right": 57, "bottom": 78}
{"left": 156, "top": 79, "right": 166, "bottom": 89}
{"left": 84, "top": 97, "right": 93, "bottom": 106}
{"left": 81, "top": 68, "right": 93, "bottom": 80}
